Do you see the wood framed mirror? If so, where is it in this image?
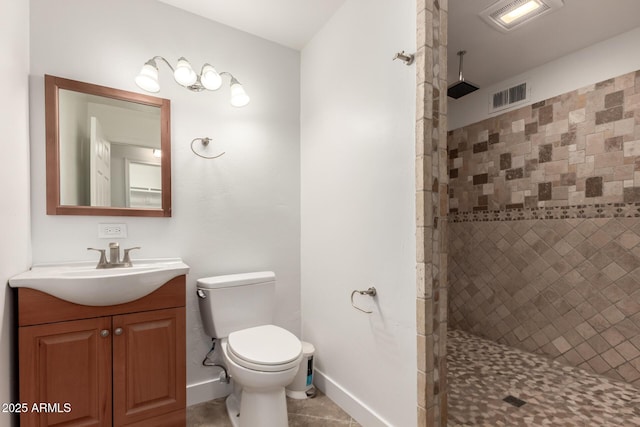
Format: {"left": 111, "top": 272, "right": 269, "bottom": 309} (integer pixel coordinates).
{"left": 45, "top": 75, "right": 172, "bottom": 216}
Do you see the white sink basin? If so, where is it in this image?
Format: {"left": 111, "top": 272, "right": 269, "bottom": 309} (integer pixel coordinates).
{"left": 9, "top": 258, "right": 189, "bottom": 306}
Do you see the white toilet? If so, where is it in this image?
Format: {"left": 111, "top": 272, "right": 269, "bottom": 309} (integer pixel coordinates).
{"left": 197, "top": 271, "right": 302, "bottom": 427}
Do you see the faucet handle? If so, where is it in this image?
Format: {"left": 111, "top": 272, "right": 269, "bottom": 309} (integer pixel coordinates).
{"left": 123, "top": 247, "right": 141, "bottom": 266}
{"left": 87, "top": 248, "right": 107, "bottom": 269}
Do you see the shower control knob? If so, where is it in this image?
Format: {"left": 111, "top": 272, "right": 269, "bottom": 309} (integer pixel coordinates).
{"left": 100, "top": 329, "right": 110, "bottom": 338}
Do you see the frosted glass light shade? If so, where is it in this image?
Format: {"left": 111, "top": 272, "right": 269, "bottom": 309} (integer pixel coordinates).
{"left": 200, "top": 65, "right": 222, "bottom": 90}
{"left": 174, "top": 57, "right": 197, "bottom": 86}
{"left": 135, "top": 57, "right": 251, "bottom": 107}
{"left": 230, "top": 80, "right": 250, "bottom": 107}
{"left": 135, "top": 63, "right": 160, "bottom": 93}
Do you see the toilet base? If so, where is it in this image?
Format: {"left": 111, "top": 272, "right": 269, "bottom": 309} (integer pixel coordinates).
{"left": 225, "top": 392, "right": 241, "bottom": 427}
{"left": 225, "top": 387, "right": 289, "bottom": 427}
{"left": 241, "top": 387, "right": 289, "bottom": 427}
{"left": 225, "top": 385, "right": 289, "bottom": 427}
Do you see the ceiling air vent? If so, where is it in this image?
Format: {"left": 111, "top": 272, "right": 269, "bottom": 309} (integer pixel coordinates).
{"left": 480, "top": 0, "right": 564, "bottom": 32}
{"left": 489, "top": 81, "right": 530, "bottom": 113}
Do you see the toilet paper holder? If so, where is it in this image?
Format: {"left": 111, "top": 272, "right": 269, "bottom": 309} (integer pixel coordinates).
{"left": 350, "top": 287, "right": 377, "bottom": 314}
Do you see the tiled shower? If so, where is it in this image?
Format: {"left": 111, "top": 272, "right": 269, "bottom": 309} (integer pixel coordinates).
{"left": 447, "top": 69, "right": 640, "bottom": 387}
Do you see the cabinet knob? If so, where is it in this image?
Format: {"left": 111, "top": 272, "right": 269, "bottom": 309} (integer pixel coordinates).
{"left": 100, "top": 329, "right": 110, "bottom": 338}
{"left": 114, "top": 328, "right": 123, "bottom": 336}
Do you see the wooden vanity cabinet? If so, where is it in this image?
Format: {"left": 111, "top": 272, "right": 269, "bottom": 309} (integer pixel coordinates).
{"left": 17, "top": 275, "right": 186, "bottom": 427}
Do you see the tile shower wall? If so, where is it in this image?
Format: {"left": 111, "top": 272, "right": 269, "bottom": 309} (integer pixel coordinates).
{"left": 449, "top": 70, "right": 640, "bottom": 212}
{"left": 448, "top": 70, "right": 640, "bottom": 386}
{"left": 449, "top": 218, "right": 640, "bottom": 386}
{"left": 416, "top": 0, "right": 448, "bottom": 425}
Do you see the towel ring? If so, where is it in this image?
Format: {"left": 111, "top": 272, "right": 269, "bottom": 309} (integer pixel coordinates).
{"left": 191, "top": 137, "right": 225, "bottom": 159}
{"left": 351, "top": 287, "right": 377, "bottom": 314}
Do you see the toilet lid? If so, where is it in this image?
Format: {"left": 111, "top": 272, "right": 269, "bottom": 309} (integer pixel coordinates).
{"left": 228, "top": 325, "right": 302, "bottom": 366}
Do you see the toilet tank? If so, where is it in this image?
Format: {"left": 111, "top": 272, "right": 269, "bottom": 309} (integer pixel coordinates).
{"left": 197, "top": 271, "right": 276, "bottom": 338}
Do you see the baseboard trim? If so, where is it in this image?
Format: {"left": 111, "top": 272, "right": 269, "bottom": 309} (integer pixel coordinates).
{"left": 313, "top": 369, "right": 391, "bottom": 427}
{"left": 186, "top": 378, "right": 233, "bottom": 406}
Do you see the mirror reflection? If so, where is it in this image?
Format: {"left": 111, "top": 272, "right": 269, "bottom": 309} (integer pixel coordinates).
{"left": 58, "top": 89, "right": 161, "bottom": 208}
{"left": 45, "top": 75, "right": 171, "bottom": 217}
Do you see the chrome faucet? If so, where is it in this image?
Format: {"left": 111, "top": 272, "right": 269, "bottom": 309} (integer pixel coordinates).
{"left": 87, "top": 242, "right": 141, "bottom": 269}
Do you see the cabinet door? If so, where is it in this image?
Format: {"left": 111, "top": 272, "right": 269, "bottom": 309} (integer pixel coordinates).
{"left": 19, "top": 317, "right": 112, "bottom": 427}
{"left": 112, "top": 307, "right": 185, "bottom": 426}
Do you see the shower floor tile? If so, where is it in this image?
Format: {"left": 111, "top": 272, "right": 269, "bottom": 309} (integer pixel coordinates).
{"left": 448, "top": 329, "right": 640, "bottom": 426}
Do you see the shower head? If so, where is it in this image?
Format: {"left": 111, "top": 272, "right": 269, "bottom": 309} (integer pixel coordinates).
{"left": 447, "top": 50, "right": 479, "bottom": 99}
{"left": 448, "top": 81, "right": 480, "bottom": 99}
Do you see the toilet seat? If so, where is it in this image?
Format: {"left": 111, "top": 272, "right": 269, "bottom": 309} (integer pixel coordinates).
{"left": 226, "top": 325, "right": 302, "bottom": 372}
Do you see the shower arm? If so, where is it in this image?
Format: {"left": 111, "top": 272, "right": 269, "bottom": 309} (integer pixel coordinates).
{"left": 457, "top": 50, "right": 467, "bottom": 82}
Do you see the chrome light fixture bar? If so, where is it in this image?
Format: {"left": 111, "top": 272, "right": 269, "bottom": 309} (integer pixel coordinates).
{"left": 135, "top": 56, "right": 250, "bottom": 107}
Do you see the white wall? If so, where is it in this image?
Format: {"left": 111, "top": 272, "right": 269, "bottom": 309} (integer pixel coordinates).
{"left": 450, "top": 26, "right": 640, "bottom": 130}
{"left": 300, "top": 0, "right": 416, "bottom": 425}
{"left": 29, "top": 0, "right": 300, "bottom": 404}
{"left": 0, "top": 0, "right": 31, "bottom": 426}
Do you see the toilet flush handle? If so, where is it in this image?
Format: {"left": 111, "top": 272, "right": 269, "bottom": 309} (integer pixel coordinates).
{"left": 197, "top": 289, "right": 207, "bottom": 299}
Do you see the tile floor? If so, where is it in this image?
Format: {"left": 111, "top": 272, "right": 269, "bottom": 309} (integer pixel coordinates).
{"left": 188, "top": 329, "right": 640, "bottom": 426}
{"left": 187, "top": 390, "right": 362, "bottom": 426}
{"left": 448, "top": 329, "right": 640, "bottom": 426}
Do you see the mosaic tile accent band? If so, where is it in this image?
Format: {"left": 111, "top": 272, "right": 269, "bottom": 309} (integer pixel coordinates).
{"left": 448, "top": 70, "right": 640, "bottom": 214}
{"left": 449, "top": 217, "right": 640, "bottom": 387}
{"left": 449, "top": 202, "right": 640, "bottom": 222}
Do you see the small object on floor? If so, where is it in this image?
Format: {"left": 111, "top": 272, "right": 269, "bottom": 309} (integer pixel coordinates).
{"left": 305, "top": 386, "right": 317, "bottom": 398}
{"left": 503, "top": 395, "right": 526, "bottom": 407}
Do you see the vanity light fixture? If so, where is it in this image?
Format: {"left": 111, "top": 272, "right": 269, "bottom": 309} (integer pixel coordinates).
{"left": 135, "top": 56, "right": 250, "bottom": 107}
{"left": 479, "top": 0, "right": 564, "bottom": 32}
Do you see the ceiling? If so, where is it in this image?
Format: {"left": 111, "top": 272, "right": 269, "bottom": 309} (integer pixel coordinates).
{"left": 159, "top": 0, "right": 640, "bottom": 89}
{"left": 157, "top": 0, "right": 346, "bottom": 50}
{"left": 448, "top": 0, "right": 640, "bottom": 89}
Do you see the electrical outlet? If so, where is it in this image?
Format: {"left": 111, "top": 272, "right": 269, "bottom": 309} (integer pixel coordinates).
{"left": 98, "top": 223, "right": 128, "bottom": 239}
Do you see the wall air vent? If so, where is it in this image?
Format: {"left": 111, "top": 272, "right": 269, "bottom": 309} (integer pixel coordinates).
{"left": 489, "top": 81, "right": 530, "bottom": 113}
{"left": 480, "top": 0, "right": 564, "bottom": 32}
